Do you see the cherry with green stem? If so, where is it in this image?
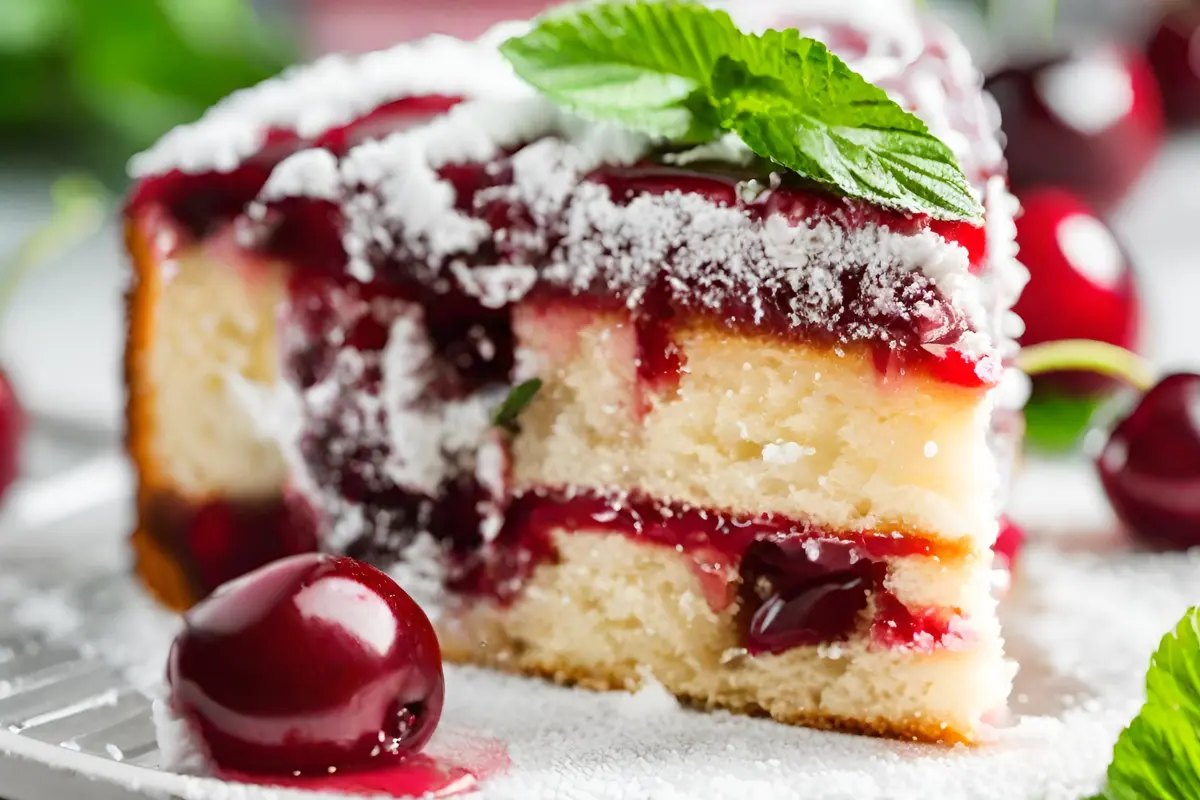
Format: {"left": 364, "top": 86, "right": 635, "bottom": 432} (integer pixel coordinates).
{"left": 1018, "top": 339, "right": 1200, "bottom": 550}
{"left": 0, "top": 175, "right": 108, "bottom": 508}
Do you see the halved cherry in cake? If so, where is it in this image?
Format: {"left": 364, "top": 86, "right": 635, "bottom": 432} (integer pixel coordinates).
{"left": 739, "top": 539, "right": 884, "bottom": 656}
{"left": 987, "top": 47, "right": 1164, "bottom": 214}
{"left": 1147, "top": 10, "right": 1200, "bottom": 126}
{"left": 167, "top": 553, "right": 444, "bottom": 776}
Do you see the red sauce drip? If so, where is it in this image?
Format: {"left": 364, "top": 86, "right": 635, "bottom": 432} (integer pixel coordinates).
{"left": 871, "top": 593, "right": 961, "bottom": 652}
{"left": 219, "top": 755, "right": 477, "bottom": 798}
{"left": 462, "top": 490, "right": 959, "bottom": 653}
{"left": 633, "top": 280, "right": 684, "bottom": 399}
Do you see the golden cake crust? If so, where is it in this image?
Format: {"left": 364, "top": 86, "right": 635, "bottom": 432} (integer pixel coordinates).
{"left": 124, "top": 218, "right": 197, "bottom": 609}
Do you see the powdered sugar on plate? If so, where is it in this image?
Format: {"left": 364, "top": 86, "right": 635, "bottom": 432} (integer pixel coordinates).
{"left": 0, "top": 457, "right": 1190, "bottom": 799}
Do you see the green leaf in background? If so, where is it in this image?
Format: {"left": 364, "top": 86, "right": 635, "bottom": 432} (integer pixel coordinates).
{"left": 1095, "top": 608, "right": 1200, "bottom": 800}
{"left": 501, "top": 0, "right": 983, "bottom": 222}
{"left": 0, "top": 0, "right": 294, "bottom": 181}
{"left": 1022, "top": 383, "right": 1108, "bottom": 453}
{"left": 0, "top": 0, "right": 67, "bottom": 52}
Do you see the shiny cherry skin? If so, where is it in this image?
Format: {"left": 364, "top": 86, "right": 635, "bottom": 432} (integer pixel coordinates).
{"left": 168, "top": 553, "right": 444, "bottom": 776}
{"left": 987, "top": 47, "right": 1164, "bottom": 214}
{"left": 1097, "top": 374, "right": 1200, "bottom": 550}
{"left": 1012, "top": 188, "right": 1141, "bottom": 395}
{"left": 0, "top": 371, "right": 22, "bottom": 506}
{"left": 1147, "top": 10, "right": 1200, "bottom": 126}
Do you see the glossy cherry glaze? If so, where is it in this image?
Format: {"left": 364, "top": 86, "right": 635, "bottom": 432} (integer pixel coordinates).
{"left": 987, "top": 48, "right": 1164, "bottom": 214}
{"left": 219, "top": 738, "right": 511, "bottom": 799}
{"left": 1097, "top": 374, "right": 1200, "bottom": 550}
{"left": 0, "top": 371, "right": 23, "bottom": 507}
{"left": 219, "top": 755, "right": 475, "bottom": 798}
{"left": 1012, "top": 188, "right": 1141, "bottom": 395}
{"left": 1147, "top": 10, "right": 1200, "bottom": 126}
{"left": 739, "top": 539, "right": 884, "bottom": 655}
{"left": 168, "top": 553, "right": 444, "bottom": 776}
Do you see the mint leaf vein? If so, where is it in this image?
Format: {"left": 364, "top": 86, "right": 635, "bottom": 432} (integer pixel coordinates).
{"left": 500, "top": 0, "right": 983, "bottom": 222}
{"left": 1096, "top": 607, "right": 1200, "bottom": 800}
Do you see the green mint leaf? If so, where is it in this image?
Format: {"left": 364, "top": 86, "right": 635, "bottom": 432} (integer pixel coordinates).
{"left": 1097, "top": 607, "right": 1200, "bottom": 800}
{"left": 500, "top": 1, "right": 983, "bottom": 222}
{"left": 499, "top": 0, "right": 740, "bottom": 141}
{"left": 493, "top": 378, "right": 544, "bottom": 434}
{"left": 710, "top": 34, "right": 982, "bottom": 221}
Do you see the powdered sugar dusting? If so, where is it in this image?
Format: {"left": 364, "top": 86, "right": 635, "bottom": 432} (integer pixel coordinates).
{"left": 250, "top": 6, "right": 1021, "bottom": 361}
{"left": 129, "top": 24, "right": 531, "bottom": 178}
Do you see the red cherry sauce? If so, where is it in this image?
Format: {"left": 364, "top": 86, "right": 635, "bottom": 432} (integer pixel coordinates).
{"left": 218, "top": 732, "right": 511, "bottom": 798}
{"left": 169, "top": 553, "right": 445, "bottom": 776}
{"left": 482, "top": 490, "right": 963, "bottom": 654}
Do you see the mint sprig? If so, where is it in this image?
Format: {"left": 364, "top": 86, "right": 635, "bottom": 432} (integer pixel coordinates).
{"left": 500, "top": 0, "right": 983, "bottom": 222}
{"left": 1092, "top": 607, "right": 1200, "bottom": 799}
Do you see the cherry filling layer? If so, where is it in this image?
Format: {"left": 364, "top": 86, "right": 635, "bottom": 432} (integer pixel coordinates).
{"left": 272, "top": 273, "right": 970, "bottom": 657}
{"left": 485, "top": 491, "right": 963, "bottom": 655}
{"left": 250, "top": 155, "right": 996, "bottom": 389}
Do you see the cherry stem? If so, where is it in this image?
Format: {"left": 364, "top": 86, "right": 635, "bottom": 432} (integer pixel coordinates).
{"left": 1017, "top": 339, "right": 1155, "bottom": 393}
{"left": 0, "top": 175, "right": 108, "bottom": 325}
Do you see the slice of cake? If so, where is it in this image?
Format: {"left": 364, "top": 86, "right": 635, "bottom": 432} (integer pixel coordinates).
{"left": 125, "top": 0, "right": 1029, "bottom": 743}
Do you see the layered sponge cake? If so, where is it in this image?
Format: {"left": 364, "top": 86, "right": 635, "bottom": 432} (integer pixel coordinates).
{"left": 124, "top": 1, "right": 1029, "bottom": 743}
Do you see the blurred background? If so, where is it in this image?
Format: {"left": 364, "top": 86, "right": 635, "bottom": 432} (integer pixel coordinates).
{"left": 1, "top": 0, "right": 1199, "bottom": 460}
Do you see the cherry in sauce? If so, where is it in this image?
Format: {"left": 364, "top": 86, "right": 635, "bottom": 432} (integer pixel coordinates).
{"left": 167, "top": 553, "right": 444, "bottom": 776}
{"left": 739, "top": 539, "right": 884, "bottom": 655}
{"left": 1097, "top": 374, "right": 1200, "bottom": 550}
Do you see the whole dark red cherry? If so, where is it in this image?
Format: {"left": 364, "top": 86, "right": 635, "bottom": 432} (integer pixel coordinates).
{"left": 1147, "top": 10, "right": 1200, "bottom": 126}
{"left": 1013, "top": 189, "right": 1141, "bottom": 396}
{"left": 0, "top": 371, "right": 23, "bottom": 505}
{"left": 1097, "top": 374, "right": 1200, "bottom": 550}
{"left": 987, "top": 47, "right": 1164, "bottom": 214}
{"left": 168, "top": 553, "right": 444, "bottom": 776}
